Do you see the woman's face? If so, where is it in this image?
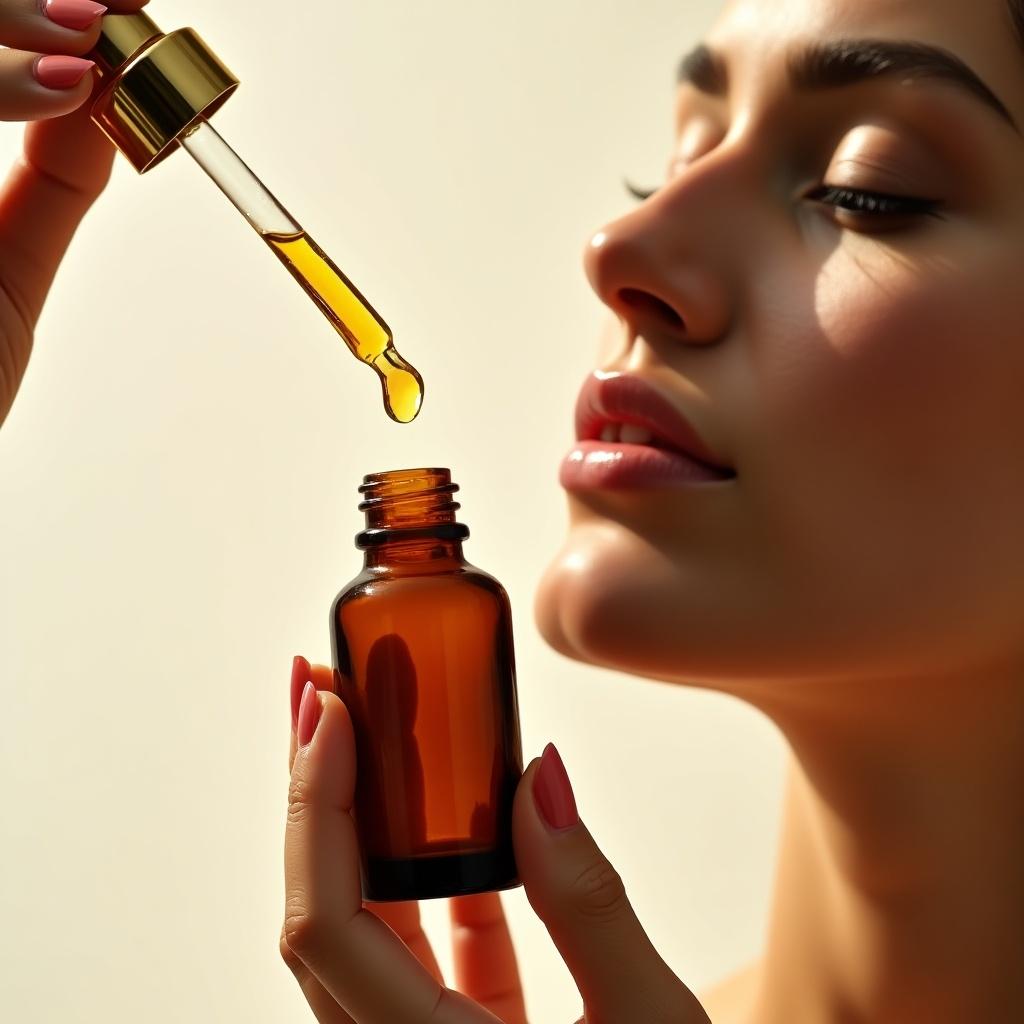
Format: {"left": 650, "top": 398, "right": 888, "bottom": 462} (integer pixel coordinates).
{"left": 535, "top": 0, "right": 1024, "bottom": 689}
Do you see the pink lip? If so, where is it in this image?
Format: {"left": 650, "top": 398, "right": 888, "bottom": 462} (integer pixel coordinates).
{"left": 560, "top": 373, "right": 736, "bottom": 492}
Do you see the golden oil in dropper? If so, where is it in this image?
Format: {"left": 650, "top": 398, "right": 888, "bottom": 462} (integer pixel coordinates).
{"left": 263, "top": 231, "right": 423, "bottom": 424}
{"left": 86, "top": 12, "right": 424, "bottom": 424}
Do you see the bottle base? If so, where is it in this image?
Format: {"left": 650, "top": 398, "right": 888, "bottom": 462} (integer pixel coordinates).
{"left": 362, "top": 843, "right": 521, "bottom": 902}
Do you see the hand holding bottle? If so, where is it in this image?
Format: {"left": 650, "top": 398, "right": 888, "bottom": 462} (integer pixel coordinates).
{"left": 0, "top": 0, "right": 148, "bottom": 426}
{"left": 282, "top": 659, "right": 714, "bottom": 1024}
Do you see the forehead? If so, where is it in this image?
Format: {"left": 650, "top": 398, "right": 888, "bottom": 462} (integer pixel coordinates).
{"left": 709, "top": 0, "right": 1023, "bottom": 101}
{"left": 715, "top": 0, "right": 1007, "bottom": 40}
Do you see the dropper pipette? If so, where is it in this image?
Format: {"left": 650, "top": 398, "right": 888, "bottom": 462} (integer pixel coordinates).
{"left": 88, "top": 11, "right": 423, "bottom": 423}
{"left": 180, "top": 119, "right": 423, "bottom": 424}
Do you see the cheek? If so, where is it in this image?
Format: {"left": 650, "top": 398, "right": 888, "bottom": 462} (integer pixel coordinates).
{"left": 804, "top": 243, "right": 1022, "bottom": 500}
{"left": 749, "top": 241, "right": 1024, "bottom": 664}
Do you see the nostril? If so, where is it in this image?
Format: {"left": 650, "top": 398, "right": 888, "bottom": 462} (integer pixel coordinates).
{"left": 618, "top": 288, "right": 685, "bottom": 331}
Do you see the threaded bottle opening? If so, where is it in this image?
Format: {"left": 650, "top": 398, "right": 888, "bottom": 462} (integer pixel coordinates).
{"left": 357, "top": 467, "right": 469, "bottom": 548}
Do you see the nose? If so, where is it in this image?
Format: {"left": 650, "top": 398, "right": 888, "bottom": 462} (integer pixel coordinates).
{"left": 583, "top": 184, "right": 734, "bottom": 349}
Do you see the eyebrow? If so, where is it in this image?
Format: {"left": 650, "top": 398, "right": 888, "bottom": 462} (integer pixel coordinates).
{"left": 676, "top": 39, "right": 1019, "bottom": 133}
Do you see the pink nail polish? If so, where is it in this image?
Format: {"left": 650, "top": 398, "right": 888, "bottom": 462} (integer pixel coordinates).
{"left": 44, "top": 0, "right": 107, "bottom": 32}
{"left": 34, "top": 55, "right": 95, "bottom": 90}
{"left": 297, "top": 681, "right": 321, "bottom": 748}
{"left": 533, "top": 743, "right": 579, "bottom": 831}
{"left": 290, "top": 655, "right": 311, "bottom": 731}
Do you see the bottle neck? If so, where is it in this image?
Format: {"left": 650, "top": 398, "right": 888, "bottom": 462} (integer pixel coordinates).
{"left": 355, "top": 468, "right": 470, "bottom": 570}
{"left": 363, "top": 537, "right": 466, "bottom": 571}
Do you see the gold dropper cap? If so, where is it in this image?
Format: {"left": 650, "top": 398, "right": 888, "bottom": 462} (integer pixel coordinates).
{"left": 88, "top": 12, "right": 239, "bottom": 173}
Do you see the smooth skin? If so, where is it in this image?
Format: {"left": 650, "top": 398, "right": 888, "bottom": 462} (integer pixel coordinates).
{"left": 286, "top": 0, "right": 1024, "bottom": 1022}
{"left": 0, "top": 0, "right": 149, "bottom": 427}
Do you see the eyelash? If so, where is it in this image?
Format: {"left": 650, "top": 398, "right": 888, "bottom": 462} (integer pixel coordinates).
{"left": 806, "top": 185, "right": 944, "bottom": 219}
{"left": 625, "top": 182, "right": 659, "bottom": 202}
{"left": 625, "top": 181, "right": 945, "bottom": 220}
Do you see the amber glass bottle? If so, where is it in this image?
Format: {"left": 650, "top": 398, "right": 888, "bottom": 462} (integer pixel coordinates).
{"left": 331, "top": 468, "right": 524, "bottom": 902}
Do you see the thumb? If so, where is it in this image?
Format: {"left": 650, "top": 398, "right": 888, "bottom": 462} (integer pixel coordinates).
{"left": 512, "top": 744, "right": 711, "bottom": 1024}
{"left": 0, "top": 101, "right": 116, "bottom": 326}
{"left": 0, "top": 101, "right": 115, "bottom": 422}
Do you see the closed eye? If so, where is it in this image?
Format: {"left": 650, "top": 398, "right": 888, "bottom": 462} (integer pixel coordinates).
{"left": 806, "top": 185, "right": 944, "bottom": 218}
{"left": 624, "top": 180, "right": 946, "bottom": 222}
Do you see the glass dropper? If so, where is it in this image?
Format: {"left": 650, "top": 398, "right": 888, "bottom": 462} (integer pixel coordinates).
{"left": 86, "top": 10, "right": 422, "bottom": 423}
{"left": 180, "top": 119, "right": 423, "bottom": 424}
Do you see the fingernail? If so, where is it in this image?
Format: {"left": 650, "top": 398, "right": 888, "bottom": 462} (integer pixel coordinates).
{"left": 44, "top": 0, "right": 108, "bottom": 32}
{"left": 290, "top": 655, "right": 311, "bottom": 730}
{"left": 33, "top": 55, "right": 95, "bottom": 90}
{"left": 533, "top": 743, "right": 579, "bottom": 831}
{"left": 297, "top": 681, "right": 321, "bottom": 749}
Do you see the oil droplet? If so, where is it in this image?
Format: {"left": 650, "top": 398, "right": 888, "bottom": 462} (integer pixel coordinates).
{"left": 264, "top": 229, "right": 424, "bottom": 422}
{"left": 372, "top": 349, "right": 424, "bottom": 424}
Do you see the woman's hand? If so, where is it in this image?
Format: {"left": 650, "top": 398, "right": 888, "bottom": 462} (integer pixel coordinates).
{"left": 281, "top": 659, "right": 713, "bottom": 1023}
{"left": 0, "top": 0, "right": 149, "bottom": 426}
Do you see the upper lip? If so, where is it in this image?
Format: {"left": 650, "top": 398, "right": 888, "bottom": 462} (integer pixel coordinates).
{"left": 574, "top": 373, "right": 735, "bottom": 474}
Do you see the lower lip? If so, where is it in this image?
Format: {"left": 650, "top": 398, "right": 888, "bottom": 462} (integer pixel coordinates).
{"left": 559, "top": 441, "right": 737, "bottom": 491}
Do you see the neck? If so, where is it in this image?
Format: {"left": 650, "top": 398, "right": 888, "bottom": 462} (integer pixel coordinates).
{"left": 740, "top": 666, "right": 1024, "bottom": 1023}
{"left": 364, "top": 538, "right": 465, "bottom": 570}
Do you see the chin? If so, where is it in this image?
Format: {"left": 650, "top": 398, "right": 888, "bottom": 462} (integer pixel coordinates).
{"left": 533, "top": 517, "right": 747, "bottom": 688}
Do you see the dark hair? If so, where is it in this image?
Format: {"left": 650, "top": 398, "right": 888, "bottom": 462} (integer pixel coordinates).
{"left": 1010, "top": 0, "right": 1024, "bottom": 44}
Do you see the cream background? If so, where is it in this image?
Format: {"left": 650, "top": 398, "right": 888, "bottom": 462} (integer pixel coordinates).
{"left": 0, "top": 1, "right": 787, "bottom": 1019}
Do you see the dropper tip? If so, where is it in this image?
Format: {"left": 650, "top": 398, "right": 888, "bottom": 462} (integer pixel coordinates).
{"left": 371, "top": 349, "right": 424, "bottom": 424}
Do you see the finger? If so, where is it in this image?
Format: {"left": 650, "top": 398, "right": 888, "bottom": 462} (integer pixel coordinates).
{"left": 281, "top": 676, "right": 361, "bottom": 1024}
{"left": 280, "top": 920, "right": 360, "bottom": 1024}
{"left": 0, "top": 0, "right": 152, "bottom": 424}
{"left": 284, "top": 689, "right": 499, "bottom": 1023}
{"left": 289, "top": 659, "right": 335, "bottom": 772}
{"left": 512, "top": 746, "right": 711, "bottom": 1024}
{"left": 0, "top": 101, "right": 116, "bottom": 320}
{"left": 0, "top": 99, "right": 117, "bottom": 423}
{"left": 286, "top": 659, "right": 445, "bottom": 985}
{"left": 0, "top": 49, "right": 94, "bottom": 121}
{"left": 0, "top": 0, "right": 105, "bottom": 57}
{"left": 284, "top": 905, "right": 446, "bottom": 1022}
{"left": 281, "top": 655, "right": 360, "bottom": 1024}
{"left": 449, "top": 893, "right": 527, "bottom": 1024}
{"left": 0, "top": 1, "right": 151, "bottom": 54}
{"left": 365, "top": 900, "right": 444, "bottom": 985}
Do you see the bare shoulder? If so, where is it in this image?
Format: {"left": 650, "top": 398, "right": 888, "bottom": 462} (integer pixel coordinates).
{"left": 696, "top": 959, "right": 762, "bottom": 1024}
